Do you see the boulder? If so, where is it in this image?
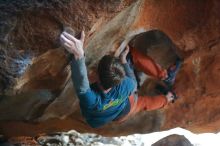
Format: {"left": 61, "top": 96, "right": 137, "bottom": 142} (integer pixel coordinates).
{"left": 152, "top": 134, "right": 193, "bottom": 146}
{"left": 0, "top": 0, "right": 220, "bottom": 137}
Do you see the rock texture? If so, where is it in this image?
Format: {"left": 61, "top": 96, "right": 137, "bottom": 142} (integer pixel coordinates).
{"left": 2, "top": 128, "right": 220, "bottom": 146}
{"left": 1, "top": 131, "right": 192, "bottom": 146}
{"left": 0, "top": 0, "right": 220, "bottom": 137}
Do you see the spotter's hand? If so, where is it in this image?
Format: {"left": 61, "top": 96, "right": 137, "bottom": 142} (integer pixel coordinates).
{"left": 60, "top": 30, "right": 85, "bottom": 60}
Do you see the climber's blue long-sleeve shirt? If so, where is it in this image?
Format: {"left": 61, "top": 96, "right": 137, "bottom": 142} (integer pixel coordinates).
{"left": 70, "top": 57, "right": 137, "bottom": 128}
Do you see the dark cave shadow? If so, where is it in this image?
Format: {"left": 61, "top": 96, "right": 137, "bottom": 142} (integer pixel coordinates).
{"left": 127, "top": 29, "right": 182, "bottom": 95}
{"left": 129, "top": 29, "right": 182, "bottom": 69}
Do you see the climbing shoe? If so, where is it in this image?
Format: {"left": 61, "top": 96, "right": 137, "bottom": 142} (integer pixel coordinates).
{"left": 168, "top": 91, "right": 178, "bottom": 103}
{"left": 163, "top": 58, "right": 182, "bottom": 88}
{"left": 155, "top": 83, "right": 179, "bottom": 103}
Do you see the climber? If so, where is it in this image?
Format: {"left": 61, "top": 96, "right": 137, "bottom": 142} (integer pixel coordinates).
{"left": 60, "top": 30, "right": 180, "bottom": 128}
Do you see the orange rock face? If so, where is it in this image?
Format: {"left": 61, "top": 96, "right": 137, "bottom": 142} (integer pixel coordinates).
{"left": 0, "top": 0, "right": 220, "bottom": 137}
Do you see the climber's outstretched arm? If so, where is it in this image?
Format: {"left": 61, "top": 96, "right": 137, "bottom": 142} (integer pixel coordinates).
{"left": 60, "top": 31, "right": 90, "bottom": 94}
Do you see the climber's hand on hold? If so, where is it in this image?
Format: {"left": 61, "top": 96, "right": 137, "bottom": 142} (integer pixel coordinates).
{"left": 120, "top": 45, "right": 130, "bottom": 64}
{"left": 60, "top": 30, "right": 85, "bottom": 60}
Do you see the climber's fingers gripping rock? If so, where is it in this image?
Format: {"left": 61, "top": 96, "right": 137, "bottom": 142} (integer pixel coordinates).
{"left": 60, "top": 30, "right": 85, "bottom": 60}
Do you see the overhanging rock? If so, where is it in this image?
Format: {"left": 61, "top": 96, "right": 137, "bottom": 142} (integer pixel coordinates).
{"left": 1, "top": 0, "right": 220, "bottom": 137}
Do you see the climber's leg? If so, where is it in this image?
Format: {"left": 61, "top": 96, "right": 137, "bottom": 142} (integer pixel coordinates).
{"left": 116, "top": 94, "right": 167, "bottom": 122}
{"left": 130, "top": 47, "right": 167, "bottom": 80}
{"left": 130, "top": 47, "right": 182, "bottom": 87}
{"left": 132, "top": 95, "right": 167, "bottom": 113}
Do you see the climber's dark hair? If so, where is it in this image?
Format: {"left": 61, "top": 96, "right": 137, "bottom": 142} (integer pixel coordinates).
{"left": 98, "top": 55, "right": 125, "bottom": 90}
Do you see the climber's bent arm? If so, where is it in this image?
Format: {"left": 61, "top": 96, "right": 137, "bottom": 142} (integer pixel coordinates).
{"left": 120, "top": 46, "right": 137, "bottom": 90}
{"left": 123, "top": 63, "right": 136, "bottom": 83}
